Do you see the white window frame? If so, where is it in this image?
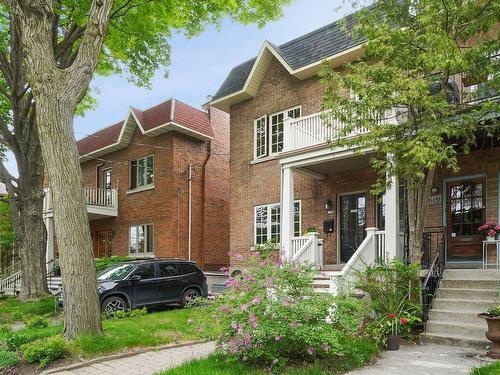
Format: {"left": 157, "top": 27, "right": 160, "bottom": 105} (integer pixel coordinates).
{"left": 269, "top": 106, "right": 301, "bottom": 155}
{"left": 129, "top": 224, "right": 154, "bottom": 256}
{"left": 254, "top": 116, "right": 268, "bottom": 160}
{"left": 130, "top": 154, "right": 154, "bottom": 190}
{"left": 253, "top": 200, "right": 301, "bottom": 245}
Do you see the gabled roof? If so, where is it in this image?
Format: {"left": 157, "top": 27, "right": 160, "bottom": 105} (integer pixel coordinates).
{"left": 77, "top": 98, "right": 213, "bottom": 162}
{"left": 211, "top": 9, "right": 366, "bottom": 111}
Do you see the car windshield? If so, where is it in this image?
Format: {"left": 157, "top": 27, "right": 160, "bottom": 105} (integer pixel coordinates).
{"left": 97, "top": 264, "right": 135, "bottom": 281}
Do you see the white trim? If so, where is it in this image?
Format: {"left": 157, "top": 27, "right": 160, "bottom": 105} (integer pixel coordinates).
{"left": 254, "top": 115, "right": 268, "bottom": 160}
{"left": 253, "top": 200, "right": 301, "bottom": 245}
{"left": 129, "top": 154, "right": 154, "bottom": 191}
{"left": 128, "top": 223, "right": 154, "bottom": 256}
{"left": 269, "top": 105, "right": 301, "bottom": 156}
{"left": 170, "top": 121, "right": 214, "bottom": 140}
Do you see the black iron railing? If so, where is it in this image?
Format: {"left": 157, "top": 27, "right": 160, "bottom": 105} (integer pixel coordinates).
{"left": 421, "top": 227, "right": 446, "bottom": 324}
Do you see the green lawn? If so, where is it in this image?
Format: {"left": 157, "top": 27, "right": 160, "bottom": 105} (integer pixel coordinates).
{"left": 157, "top": 356, "right": 338, "bottom": 375}
{"left": 470, "top": 361, "right": 500, "bottom": 375}
{"left": 0, "top": 296, "right": 219, "bottom": 367}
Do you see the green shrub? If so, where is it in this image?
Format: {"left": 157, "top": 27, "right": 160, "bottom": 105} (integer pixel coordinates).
{"left": 95, "top": 256, "right": 133, "bottom": 273}
{"left": 21, "top": 335, "right": 68, "bottom": 368}
{"left": 470, "top": 361, "right": 500, "bottom": 375}
{"left": 210, "top": 252, "right": 372, "bottom": 368}
{"left": 25, "top": 314, "right": 49, "bottom": 329}
{"left": 0, "top": 350, "right": 19, "bottom": 369}
{"left": 486, "top": 305, "right": 500, "bottom": 317}
{"left": 104, "top": 307, "right": 147, "bottom": 319}
{"left": 356, "top": 260, "right": 421, "bottom": 344}
{"left": 4, "top": 332, "right": 31, "bottom": 351}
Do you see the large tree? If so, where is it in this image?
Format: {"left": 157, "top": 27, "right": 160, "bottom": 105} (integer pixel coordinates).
{"left": 1, "top": 0, "right": 291, "bottom": 339}
{"left": 320, "top": 0, "right": 499, "bottom": 262}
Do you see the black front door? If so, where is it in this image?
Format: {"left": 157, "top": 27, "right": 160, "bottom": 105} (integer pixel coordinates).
{"left": 340, "top": 193, "right": 367, "bottom": 263}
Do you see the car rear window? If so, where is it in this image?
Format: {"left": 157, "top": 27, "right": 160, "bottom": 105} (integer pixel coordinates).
{"left": 132, "top": 264, "right": 156, "bottom": 279}
{"left": 178, "top": 263, "right": 197, "bottom": 275}
{"left": 159, "top": 263, "right": 179, "bottom": 277}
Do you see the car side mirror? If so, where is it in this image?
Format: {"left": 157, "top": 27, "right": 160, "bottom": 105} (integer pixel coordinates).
{"left": 129, "top": 274, "right": 142, "bottom": 282}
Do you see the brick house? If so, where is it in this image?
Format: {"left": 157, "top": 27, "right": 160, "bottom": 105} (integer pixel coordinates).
{"left": 43, "top": 98, "right": 230, "bottom": 271}
{"left": 211, "top": 14, "right": 499, "bottom": 347}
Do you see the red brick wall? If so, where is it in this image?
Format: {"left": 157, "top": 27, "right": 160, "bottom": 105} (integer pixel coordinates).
{"left": 79, "top": 109, "right": 230, "bottom": 271}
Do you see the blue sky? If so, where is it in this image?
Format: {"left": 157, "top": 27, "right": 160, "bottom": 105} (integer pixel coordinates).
{"left": 6, "top": 0, "right": 351, "bottom": 175}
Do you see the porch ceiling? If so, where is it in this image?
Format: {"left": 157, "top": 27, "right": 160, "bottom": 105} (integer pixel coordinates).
{"left": 300, "top": 153, "right": 372, "bottom": 176}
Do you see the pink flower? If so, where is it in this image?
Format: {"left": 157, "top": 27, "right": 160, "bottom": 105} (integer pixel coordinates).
{"left": 263, "top": 277, "right": 274, "bottom": 288}
{"left": 220, "top": 266, "right": 229, "bottom": 276}
{"left": 488, "top": 229, "right": 496, "bottom": 237}
{"left": 290, "top": 320, "right": 299, "bottom": 329}
{"left": 249, "top": 313, "right": 259, "bottom": 328}
{"left": 187, "top": 319, "right": 193, "bottom": 325}
{"left": 252, "top": 296, "right": 261, "bottom": 305}
{"left": 275, "top": 335, "right": 281, "bottom": 341}
{"left": 243, "top": 334, "right": 252, "bottom": 346}
{"left": 235, "top": 254, "right": 243, "bottom": 261}
{"left": 400, "top": 317, "right": 408, "bottom": 325}
{"left": 307, "top": 347, "right": 315, "bottom": 355}
{"left": 219, "top": 305, "right": 229, "bottom": 313}
{"left": 495, "top": 225, "right": 500, "bottom": 231}
{"left": 389, "top": 313, "right": 396, "bottom": 319}
{"left": 241, "top": 304, "right": 249, "bottom": 312}
{"left": 231, "top": 321, "right": 238, "bottom": 330}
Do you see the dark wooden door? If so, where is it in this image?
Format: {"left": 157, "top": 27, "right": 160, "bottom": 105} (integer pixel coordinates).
{"left": 447, "top": 178, "right": 485, "bottom": 260}
{"left": 95, "top": 231, "right": 113, "bottom": 258}
{"left": 340, "top": 194, "right": 367, "bottom": 263}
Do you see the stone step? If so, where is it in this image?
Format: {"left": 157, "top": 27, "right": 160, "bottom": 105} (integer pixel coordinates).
{"left": 428, "top": 309, "right": 486, "bottom": 325}
{"left": 419, "top": 332, "right": 489, "bottom": 350}
{"left": 440, "top": 279, "right": 499, "bottom": 290}
{"left": 443, "top": 268, "right": 500, "bottom": 281}
{"left": 426, "top": 320, "right": 487, "bottom": 340}
{"left": 432, "top": 298, "right": 494, "bottom": 313}
{"left": 436, "top": 287, "right": 499, "bottom": 300}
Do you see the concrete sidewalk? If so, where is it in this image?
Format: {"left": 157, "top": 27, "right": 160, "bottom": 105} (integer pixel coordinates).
{"left": 44, "top": 342, "right": 216, "bottom": 375}
{"left": 347, "top": 344, "right": 491, "bottom": 375}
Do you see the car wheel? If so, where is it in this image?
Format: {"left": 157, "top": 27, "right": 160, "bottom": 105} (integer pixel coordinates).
{"left": 102, "top": 296, "right": 127, "bottom": 314}
{"left": 181, "top": 288, "right": 200, "bottom": 308}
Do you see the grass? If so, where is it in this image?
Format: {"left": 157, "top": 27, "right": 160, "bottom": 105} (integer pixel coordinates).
{"left": 0, "top": 295, "right": 59, "bottom": 323}
{"left": 0, "top": 296, "right": 219, "bottom": 361}
{"left": 470, "top": 361, "right": 500, "bottom": 375}
{"left": 157, "top": 356, "right": 339, "bottom": 375}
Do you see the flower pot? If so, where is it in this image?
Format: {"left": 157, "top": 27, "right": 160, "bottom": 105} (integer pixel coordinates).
{"left": 486, "top": 236, "right": 495, "bottom": 242}
{"left": 478, "top": 314, "right": 500, "bottom": 359}
{"left": 387, "top": 334, "right": 400, "bottom": 350}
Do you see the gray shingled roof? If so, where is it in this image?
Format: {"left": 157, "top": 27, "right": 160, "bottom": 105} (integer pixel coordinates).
{"left": 213, "top": 11, "right": 363, "bottom": 100}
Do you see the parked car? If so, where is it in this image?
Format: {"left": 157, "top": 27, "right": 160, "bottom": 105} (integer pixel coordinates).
{"left": 59, "top": 258, "right": 208, "bottom": 313}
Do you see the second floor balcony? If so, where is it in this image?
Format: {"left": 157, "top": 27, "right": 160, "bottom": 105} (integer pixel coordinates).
{"left": 43, "top": 187, "right": 118, "bottom": 220}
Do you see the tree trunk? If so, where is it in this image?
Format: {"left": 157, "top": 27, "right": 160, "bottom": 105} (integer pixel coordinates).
{"left": 408, "top": 167, "right": 435, "bottom": 263}
{"left": 36, "top": 96, "right": 102, "bottom": 338}
{"left": 17, "top": 177, "right": 49, "bottom": 300}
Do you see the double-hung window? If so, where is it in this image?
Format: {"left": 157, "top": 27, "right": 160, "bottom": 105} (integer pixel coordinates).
{"left": 254, "top": 106, "right": 301, "bottom": 159}
{"left": 129, "top": 224, "right": 154, "bottom": 255}
{"left": 254, "top": 201, "right": 301, "bottom": 245}
{"left": 130, "top": 155, "right": 154, "bottom": 190}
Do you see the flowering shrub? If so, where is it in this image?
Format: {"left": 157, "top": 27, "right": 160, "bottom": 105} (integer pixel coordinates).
{"left": 478, "top": 222, "right": 500, "bottom": 237}
{"left": 211, "top": 253, "right": 370, "bottom": 368}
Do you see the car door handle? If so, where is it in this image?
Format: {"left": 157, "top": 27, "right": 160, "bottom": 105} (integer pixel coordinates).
{"left": 151, "top": 280, "right": 161, "bottom": 284}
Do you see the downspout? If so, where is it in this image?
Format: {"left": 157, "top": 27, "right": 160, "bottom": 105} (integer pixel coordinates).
{"left": 188, "top": 163, "right": 193, "bottom": 261}
{"left": 200, "top": 141, "right": 212, "bottom": 269}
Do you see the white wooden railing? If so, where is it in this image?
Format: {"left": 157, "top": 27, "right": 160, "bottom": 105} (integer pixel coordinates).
{"left": 329, "top": 228, "right": 385, "bottom": 294}
{"left": 0, "top": 270, "right": 22, "bottom": 295}
{"left": 283, "top": 110, "right": 396, "bottom": 152}
{"left": 43, "top": 187, "right": 118, "bottom": 213}
{"left": 375, "top": 230, "right": 387, "bottom": 263}
{"left": 291, "top": 232, "right": 323, "bottom": 267}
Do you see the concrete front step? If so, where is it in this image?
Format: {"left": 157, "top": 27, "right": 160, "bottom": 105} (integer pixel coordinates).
{"left": 443, "top": 268, "right": 500, "bottom": 280}
{"left": 428, "top": 309, "right": 486, "bottom": 325}
{"left": 437, "top": 287, "right": 499, "bottom": 300}
{"left": 440, "top": 279, "right": 500, "bottom": 290}
{"left": 432, "top": 298, "right": 494, "bottom": 313}
{"left": 426, "top": 320, "right": 487, "bottom": 341}
{"left": 419, "top": 332, "right": 489, "bottom": 350}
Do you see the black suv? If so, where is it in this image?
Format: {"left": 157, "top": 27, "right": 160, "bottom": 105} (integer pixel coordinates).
{"left": 94, "top": 258, "right": 208, "bottom": 313}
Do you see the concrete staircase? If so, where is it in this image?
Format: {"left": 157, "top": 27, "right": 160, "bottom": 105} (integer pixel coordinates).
{"left": 420, "top": 268, "right": 500, "bottom": 349}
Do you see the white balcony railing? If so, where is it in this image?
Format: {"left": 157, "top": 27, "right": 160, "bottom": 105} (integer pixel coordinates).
{"left": 43, "top": 187, "right": 118, "bottom": 216}
{"left": 283, "top": 110, "right": 396, "bottom": 153}
{"left": 291, "top": 232, "right": 323, "bottom": 267}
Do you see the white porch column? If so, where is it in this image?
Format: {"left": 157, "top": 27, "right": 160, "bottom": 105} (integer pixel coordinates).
{"left": 385, "top": 173, "right": 400, "bottom": 260}
{"left": 281, "top": 166, "right": 295, "bottom": 259}
{"left": 45, "top": 217, "right": 55, "bottom": 269}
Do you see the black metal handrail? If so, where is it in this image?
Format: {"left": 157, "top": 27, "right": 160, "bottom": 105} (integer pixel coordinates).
{"left": 421, "top": 227, "right": 446, "bottom": 324}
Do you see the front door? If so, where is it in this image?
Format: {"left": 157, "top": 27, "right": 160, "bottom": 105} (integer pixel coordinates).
{"left": 340, "top": 193, "right": 367, "bottom": 263}
{"left": 447, "top": 178, "right": 485, "bottom": 261}
{"left": 95, "top": 231, "right": 113, "bottom": 258}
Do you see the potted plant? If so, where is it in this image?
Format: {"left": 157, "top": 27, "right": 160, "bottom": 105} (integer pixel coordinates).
{"left": 387, "top": 313, "right": 408, "bottom": 350}
{"left": 478, "top": 222, "right": 500, "bottom": 241}
{"left": 478, "top": 305, "right": 500, "bottom": 359}
{"left": 303, "top": 227, "right": 319, "bottom": 235}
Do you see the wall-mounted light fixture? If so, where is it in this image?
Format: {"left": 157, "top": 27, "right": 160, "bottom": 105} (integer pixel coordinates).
{"left": 325, "top": 200, "right": 332, "bottom": 211}
{"left": 431, "top": 186, "right": 439, "bottom": 194}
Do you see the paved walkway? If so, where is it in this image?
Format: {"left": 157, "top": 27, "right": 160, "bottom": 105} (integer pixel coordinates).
{"left": 347, "top": 344, "right": 490, "bottom": 375}
{"left": 46, "top": 342, "right": 216, "bottom": 375}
